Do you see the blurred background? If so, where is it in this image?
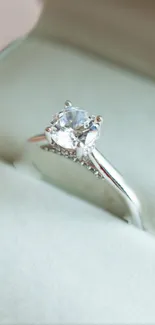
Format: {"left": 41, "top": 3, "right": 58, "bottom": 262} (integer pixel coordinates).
{"left": 0, "top": 0, "right": 42, "bottom": 50}
{"left": 0, "top": 0, "right": 155, "bottom": 79}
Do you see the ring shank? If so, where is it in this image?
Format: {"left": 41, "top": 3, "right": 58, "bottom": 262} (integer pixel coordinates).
{"left": 89, "top": 149, "right": 143, "bottom": 229}
{"left": 23, "top": 134, "right": 143, "bottom": 230}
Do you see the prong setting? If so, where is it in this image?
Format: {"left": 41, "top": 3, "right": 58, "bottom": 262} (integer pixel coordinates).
{"left": 76, "top": 142, "right": 84, "bottom": 160}
{"left": 64, "top": 100, "right": 72, "bottom": 109}
{"left": 45, "top": 126, "right": 52, "bottom": 133}
{"left": 45, "top": 100, "right": 102, "bottom": 158}
{"left": 95, "top": 115, "right": 103, "bottom": 124}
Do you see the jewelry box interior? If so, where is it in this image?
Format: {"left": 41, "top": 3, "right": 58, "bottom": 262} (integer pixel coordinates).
{"left": 0, "top": 1, "right": 155, "bottom": 323}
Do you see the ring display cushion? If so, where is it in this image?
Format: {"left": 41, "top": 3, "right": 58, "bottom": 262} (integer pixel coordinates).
{"left": 1, "top": 161, "right": 155, "bottom": 324}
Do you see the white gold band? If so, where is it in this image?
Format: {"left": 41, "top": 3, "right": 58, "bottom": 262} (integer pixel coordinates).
{"left": 24, "top": 133, "right": 143, "bottom": 230}
{"left": 17, "top": 100, "right": 143, "bottom": 231}
{"left": 89, "top": 149, "right": 142, "bottom": 229}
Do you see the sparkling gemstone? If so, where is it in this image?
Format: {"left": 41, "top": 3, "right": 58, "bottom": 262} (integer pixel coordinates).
{"left": 49, "top": 105, "right": 100, "bottom": 152}
{"left": 57, "top": 108, "right": 88, "bottom": 130}
{"left": 51, "top": 128, "right": 77, "bottom": 149}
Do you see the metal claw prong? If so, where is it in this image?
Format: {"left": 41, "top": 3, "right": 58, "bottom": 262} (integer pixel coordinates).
{"left": 76, "top": 142, "right": 84, "bottom": 160}
{"left": 64, "top": 100, "right": 72, "bottom": 109}
{"left": 45, "top": 126, "right": 52, "bottom": 143}
{"left": 95, "top": 115, "right": 103, "bottom": 124}
{"left": 45, "top": 126, "right": 51, "bottom": 133}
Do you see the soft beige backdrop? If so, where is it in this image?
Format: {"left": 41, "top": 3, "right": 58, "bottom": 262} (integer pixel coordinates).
{"left": 1, "top": 0, "right": 155, "bottom": 78}
{"left": 35, "top": 0, "right": 155, "bottom": 79}
{"left": 0, "top": 0, "right": 42, "bottom": 50}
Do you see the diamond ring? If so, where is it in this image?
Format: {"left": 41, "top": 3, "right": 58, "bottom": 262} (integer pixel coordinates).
{"left": 28, "top": 100, "right": 143, "bottom": 229}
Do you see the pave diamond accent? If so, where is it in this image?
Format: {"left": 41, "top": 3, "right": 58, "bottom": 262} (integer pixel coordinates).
{"left": 41, "top": 144, "right": 104, "bottom": 179}
{"left": 45, "top": 102, "right": 102, "bottom": 159}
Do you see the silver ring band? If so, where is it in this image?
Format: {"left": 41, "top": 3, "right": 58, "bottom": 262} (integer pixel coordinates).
{"left": 89, "top": 149, "right": 142, "bottom": 229}
{"left": 19, "top": 100, "right": 143, "bottom": 230}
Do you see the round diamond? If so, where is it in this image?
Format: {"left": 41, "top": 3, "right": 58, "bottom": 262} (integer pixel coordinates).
{"left": 51, "top": 128, "right": 77, "bottom": 149}
{"left": 56, "top": 107, "right": 88, "bottom": 130}
{"left": 47, "top": 104, "right": 101, "bottom": 153}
